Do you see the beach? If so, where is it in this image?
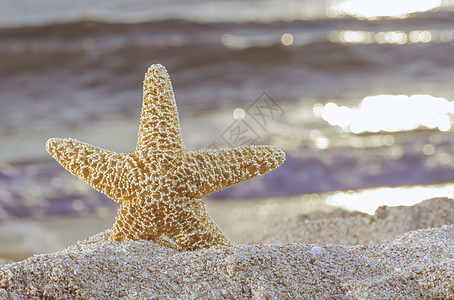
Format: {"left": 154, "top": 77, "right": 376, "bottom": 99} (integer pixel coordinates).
{"left": 0, "top": 197, "right": 453, "bottom": 298}
{"left": 2, "top": 0, "right": 454, "bottom": 298}
{"left": 0, "top": 193, "right": 335, "bottom": 261}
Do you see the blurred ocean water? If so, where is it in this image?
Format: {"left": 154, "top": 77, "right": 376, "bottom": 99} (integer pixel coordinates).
{"left": 1, "top": 0, "right": 454, "bottom": 219}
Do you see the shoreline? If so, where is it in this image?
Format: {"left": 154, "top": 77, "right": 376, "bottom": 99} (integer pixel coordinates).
{"left": 0, "top": 195, "right": 335, "bottom": 261}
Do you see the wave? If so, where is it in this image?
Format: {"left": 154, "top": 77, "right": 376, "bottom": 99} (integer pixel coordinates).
{"left": 0, "top": 18, "right": 404, "bottom": 79}
{"left": 2, "top": 13, "right": 454, "bottom": 219}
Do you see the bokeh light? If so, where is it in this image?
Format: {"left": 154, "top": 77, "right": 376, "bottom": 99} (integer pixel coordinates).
{"left": 330, "top": 29, "right": 448, "bottom": 45}
{"left": 316, "top": 95, "right": 454, "bottom": 134}
{"left": 233, "top": 108, "right": 245, "bottom": 120}
{"left": 409, "top": 30, "right": 433, "bottom": 43}
{"left": 281, "top": 33, "right": 294, "bottom": 46}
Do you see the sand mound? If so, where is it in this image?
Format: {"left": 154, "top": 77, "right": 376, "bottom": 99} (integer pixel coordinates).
{"left": 0, "top": 198, "right": 453, "bottom": 299}
{"left": 252, "top": 197, "right": 454, "bottom": 245}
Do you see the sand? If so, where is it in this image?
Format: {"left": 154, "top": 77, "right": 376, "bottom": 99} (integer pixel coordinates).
{"left": 0, "top": 198, "right": 453, "bottom": 299}
{"left": 252, "top": 197, "right": 454, "bottom": 245}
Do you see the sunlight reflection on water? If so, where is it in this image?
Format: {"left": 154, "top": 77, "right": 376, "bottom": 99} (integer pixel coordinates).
{"left": 328, "top": 0, "right": 442, "bottom": 19}
{"left": 329, "top": 29, "right": 454, "bottom": 45}
{"left": 315, "top": 94, "right": 454, "bottom": 134}
{"left": 326, "top": 184, "right": 454, "bottom": 214}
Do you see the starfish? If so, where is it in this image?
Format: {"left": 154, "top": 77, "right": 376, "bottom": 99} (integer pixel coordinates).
{"left": 46, "top": 64, "right": 285, "bottom": 251}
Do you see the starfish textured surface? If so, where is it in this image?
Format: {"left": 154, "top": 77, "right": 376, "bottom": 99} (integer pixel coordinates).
{"left": 46, "top": 64, "right": 285, "bottom": 251}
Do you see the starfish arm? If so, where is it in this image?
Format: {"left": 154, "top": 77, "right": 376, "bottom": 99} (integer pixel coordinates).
{"left": 46, "top": 138, "right": 139, "bottom": 203}
{"left": 177, "top": 145, "right": 285, "bottom": 198}
{"left": 136, "top": 64, "right": 185, "bottom": 171}
{"left": 45, "top": 64, "right": 286, "bottom": 251}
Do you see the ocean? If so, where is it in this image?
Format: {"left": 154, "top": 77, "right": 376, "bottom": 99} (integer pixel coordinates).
{"left": 1, "top": 0, "right": 454, "bottom": 220}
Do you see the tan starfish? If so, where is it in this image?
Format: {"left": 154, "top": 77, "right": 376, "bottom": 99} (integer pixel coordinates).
{"left": 46, "top": 64, "right": 285, "bottom": 251}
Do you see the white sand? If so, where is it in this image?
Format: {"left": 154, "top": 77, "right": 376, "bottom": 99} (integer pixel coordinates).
{"left": 0, "top": 198, "right": 453, "bottom": 299}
